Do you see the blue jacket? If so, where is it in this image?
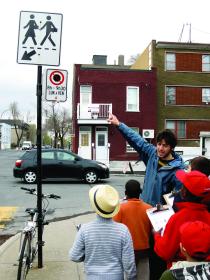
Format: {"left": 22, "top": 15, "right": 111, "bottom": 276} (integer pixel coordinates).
{"left": 118, "top": 123, "right": 184, "bottom": 206}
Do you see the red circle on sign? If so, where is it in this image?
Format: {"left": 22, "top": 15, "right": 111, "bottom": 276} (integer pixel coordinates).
{"left": 49, "top": 71, "right": 65, "bottom": 85}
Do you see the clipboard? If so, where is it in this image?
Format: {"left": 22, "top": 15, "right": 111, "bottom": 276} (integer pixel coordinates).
{"left": 146, "top": 205, "right": 174, "bottom": 235}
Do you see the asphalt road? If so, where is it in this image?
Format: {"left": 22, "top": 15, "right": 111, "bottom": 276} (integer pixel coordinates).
{"left": 0, "top": 149, "right": 144, "bottom": 235}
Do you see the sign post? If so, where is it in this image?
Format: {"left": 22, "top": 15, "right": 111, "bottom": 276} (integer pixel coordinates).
{"left": 36, "top": 66, "right": 43, "bottom": 268}
{"left": 17, "top": 11, "right": 63, "bottom": 268}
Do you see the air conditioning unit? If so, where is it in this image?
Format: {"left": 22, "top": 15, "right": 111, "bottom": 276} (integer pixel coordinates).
{"left": 142, "top": 129, "right": 154, "bottom": 139}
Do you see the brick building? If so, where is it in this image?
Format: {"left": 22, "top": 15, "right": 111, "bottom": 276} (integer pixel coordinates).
{"left": 71, "top": 56, "right": 157, "bottom": 166}
{"left": 131, "top": 41, "right": 210, "bottom": 157}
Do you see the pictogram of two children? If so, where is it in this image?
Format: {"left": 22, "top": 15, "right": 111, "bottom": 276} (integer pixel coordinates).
{"left": 22, "top": 14, "right": 57, "bottom": 46}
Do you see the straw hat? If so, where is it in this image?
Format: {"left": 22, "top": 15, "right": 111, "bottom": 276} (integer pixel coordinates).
{"left": 89, "top": 185, "right": 120, "bottom": 218}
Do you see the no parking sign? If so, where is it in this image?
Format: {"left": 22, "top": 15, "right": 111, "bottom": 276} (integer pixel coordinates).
{"left": 45, "top": 69, "right": 68, "bottom": 102}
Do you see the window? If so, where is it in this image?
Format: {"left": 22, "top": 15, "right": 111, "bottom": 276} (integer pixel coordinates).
{"left": 80, "top": 85, "right": 92, "bottom": 105}
{"left": 126, "top": 127, "right": 139, "bottom": 152}
{"left": 202, "top": 55, "right": 210, "bottom": 72}
{"left": 42, "top": 151, "right": 54, "bottom": 160}
{"left": 79, "top": 126, "right": 91, "bottom": 147}
{"left": 165, "top": 53, "right": 176, "bottom": 70}
{"left": 57, "top": 151, "right": 75, "bottom": 161}
{"left": 79, "top": 126, "right": 91, "bottom": 132}
{"left": 202, "top": 88, "right": 210, "bottom": 103}
{"left": 166, "top": 87, "right": 176, "bottom": 104}
{"left": 97, "top": 134, "right": 105, "bottom": 146}
{"left": 166, "top": 120, "right": 186, "bottom": 138}
{"left": 126, "top": 86, "right": 139, "bottom": 111}
{"left": 81, "top": 134, "right": 89, "bottom": 146}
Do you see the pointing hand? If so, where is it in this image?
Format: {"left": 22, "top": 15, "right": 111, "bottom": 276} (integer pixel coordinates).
{"left": 107, "top": 113, "right": 120, "bottom": 126}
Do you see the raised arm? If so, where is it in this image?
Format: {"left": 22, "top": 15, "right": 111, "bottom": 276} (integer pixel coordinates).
{"left": 107, "top": 113, "right": 155, "bottom": 162}
{"left": 107, "top": 113, "right": 120, "bottom": 126}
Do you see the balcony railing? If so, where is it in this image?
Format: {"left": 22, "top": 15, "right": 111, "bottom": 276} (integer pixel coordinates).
{"left": 77, "top": 103, "right": 112, "bottom": 120}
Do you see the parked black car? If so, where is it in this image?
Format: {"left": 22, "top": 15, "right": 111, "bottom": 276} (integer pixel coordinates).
{"left": 13, "top": 149, "right": 109, "bottom": 184}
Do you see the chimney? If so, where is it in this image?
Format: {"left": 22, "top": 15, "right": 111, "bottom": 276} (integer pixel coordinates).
{"left": 118, "top": 55, "right": 124, "bottom": 66}
{"left": 92, "top": 55, "right": 107, "bottom": 65}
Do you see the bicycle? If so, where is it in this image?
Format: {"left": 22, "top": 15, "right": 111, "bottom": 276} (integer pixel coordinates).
{"left": 17, "top": 186, "right": 61, "bottom": 280}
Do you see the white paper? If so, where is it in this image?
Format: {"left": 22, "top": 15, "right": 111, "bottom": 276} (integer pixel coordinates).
{"left": 146, "top": 205, "right": 174, "bottom": 235}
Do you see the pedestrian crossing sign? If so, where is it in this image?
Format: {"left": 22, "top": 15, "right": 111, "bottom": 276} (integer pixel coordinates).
{"left": 17, "top": 11, "right": 63, "bottom": 66}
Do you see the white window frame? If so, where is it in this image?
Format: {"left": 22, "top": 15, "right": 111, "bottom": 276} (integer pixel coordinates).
{"left": 80, "top": 85, "right": 92, "bottom": 105}
{"left": 79, "top": 126, "right": 91, "bottom": 147}
{"left": 166, "top": 120, "right": 186, "bottom": 139}
{"left": 126, "top": 127, "right": 139, "bottom": 152}
{"left": 126, "top": 86, "right": 139, "bottom": 112}
{"left": 202, "top": 88, "right": 210, "bottom": 103}
{"left": 166, "top": 87, "right": 176, "bottom": 105}
{"left": 202, "top": 55, "right": 210, "bottom": 72}
{"left": 165, "top": 53, "right": 176, "bottom": 71}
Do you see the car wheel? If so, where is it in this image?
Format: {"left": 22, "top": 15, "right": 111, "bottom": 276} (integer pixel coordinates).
{"left": 24, "top": 170, "right": 37, "bottom": 184}
{"left": 84, "top": 170, "right": 98, "bottom": 184}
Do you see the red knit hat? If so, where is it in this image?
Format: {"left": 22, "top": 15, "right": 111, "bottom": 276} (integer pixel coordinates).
{"left": 176, "top": 170, "right": 210, "bottom": 197}
{"left": 180, "top": 221, "right": 210, "bottom": 259}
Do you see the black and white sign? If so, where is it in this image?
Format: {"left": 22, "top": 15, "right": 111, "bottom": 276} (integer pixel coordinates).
{"left": 17, "top": 11, "right": 63, "bottom": 66}
{"left": 45, "top": 69, "right": 68, "bottom": 102}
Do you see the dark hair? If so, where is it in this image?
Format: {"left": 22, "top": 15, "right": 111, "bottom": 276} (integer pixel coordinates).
{"left": 181, "top": 186, "right": 203, "bottom": 203}
{"left": 190, "top": 156, "right": 210, "bottom": 177}
{"left": 125, "top": 180, "right": 142, "bottom": 198}
{"left": 156, "top": 129, "right": 177, "bottom": 149}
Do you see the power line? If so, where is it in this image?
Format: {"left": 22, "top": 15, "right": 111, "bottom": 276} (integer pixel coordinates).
{"left": 178, "top": 24, "right": 210, "bottom": 43}
{"left": 191, "top": 26, "right": 210, "bottom": 35}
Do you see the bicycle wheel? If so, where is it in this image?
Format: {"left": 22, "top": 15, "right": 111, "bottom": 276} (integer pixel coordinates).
{"left": 17, "top": 234, "right": 31, "bottom": 280}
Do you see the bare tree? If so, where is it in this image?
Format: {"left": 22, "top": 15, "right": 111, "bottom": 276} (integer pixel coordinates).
{"left": 9, "top": 102, "right": 29, "bottom": 147}
{"left": 44, "top": 103, "right": 71, "bottom": 149}
{"left": 127, "top": 53, "right": 140, "bottom": 65}
{"left": 57, "top": 108, "right": 71, "bottom": 148}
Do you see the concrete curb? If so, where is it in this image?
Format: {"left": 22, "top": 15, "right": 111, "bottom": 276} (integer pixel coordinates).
{"left": 0, "top": 233, "right": 20, "bottom": 256}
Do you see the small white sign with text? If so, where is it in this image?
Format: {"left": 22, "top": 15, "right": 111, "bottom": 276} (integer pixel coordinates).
{"left": 45, "top": 69, "right": 68, "bottom": 102}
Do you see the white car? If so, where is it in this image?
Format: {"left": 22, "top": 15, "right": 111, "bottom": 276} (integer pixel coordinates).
{"left": 22, "top": 141, "right": 32, "bottom": 150}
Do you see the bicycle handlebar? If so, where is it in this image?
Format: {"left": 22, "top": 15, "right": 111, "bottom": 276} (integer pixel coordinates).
{"left": 48, "top": 194, "right": 61, "bottom": 199}
{"left": 20, "top": 187, "right": 61, "bottom": 199}
{"left": 21, "top": 187, "right": 36, "bottom": 193}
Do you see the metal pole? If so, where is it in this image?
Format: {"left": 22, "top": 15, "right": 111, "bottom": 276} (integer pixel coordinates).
{"left": 36, "top": 65, "right": 43, "bottom": 268}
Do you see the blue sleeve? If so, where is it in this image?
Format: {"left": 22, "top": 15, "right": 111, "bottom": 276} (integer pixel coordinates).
{"left": 118, "top": 123, "right": 156, "bottom": 163}
{"left": 69, "top": 228, "right": 85, "bottom": 262}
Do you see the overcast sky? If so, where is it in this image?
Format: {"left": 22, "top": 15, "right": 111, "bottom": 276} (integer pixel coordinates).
{"left": 1, "top": 0, "right": 210, "bottom": 122}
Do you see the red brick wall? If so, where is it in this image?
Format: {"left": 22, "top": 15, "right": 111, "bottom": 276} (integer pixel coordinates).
{"left": 72, "top": 65, "right": 157, "bottom": 161}
{"left": 187, "top": 120, "right": 210, "bottom": 138}
{"left": 176, "top": 53, "right": 202, "bottom": 72}
{"left": 176, "top": 87, "right": 201, "bottom": 105}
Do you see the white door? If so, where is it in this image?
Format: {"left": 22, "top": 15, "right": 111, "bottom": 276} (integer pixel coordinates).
{"left": 78, "top": 127, "right": 91, "bottom": 159}
{"left": 204, "top": 138, "right": 210, "bottom": 157}
{"left": 95, "top": 127, "right": 109, "bottom": 165}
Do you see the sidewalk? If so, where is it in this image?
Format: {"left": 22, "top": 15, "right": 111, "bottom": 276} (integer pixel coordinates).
{"left": 0, "top": 213, "right": 95, "bottom": 280}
